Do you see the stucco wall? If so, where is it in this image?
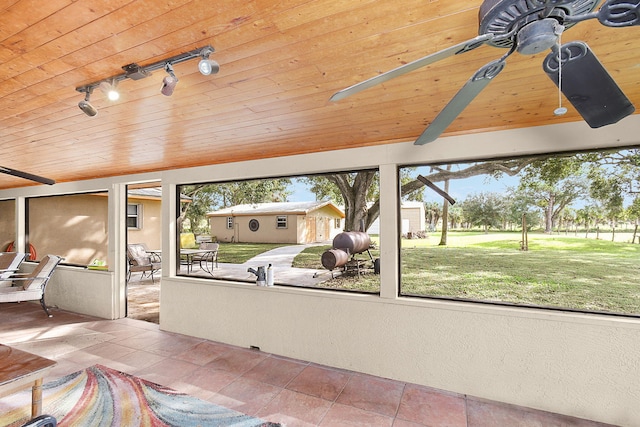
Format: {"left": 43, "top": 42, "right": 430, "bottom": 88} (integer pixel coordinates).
{"left": 0, "top": 199, "right": 15, "bottom": 251}
{"left": 28, "top": 193, "right": 109, "bottom": 265}
{"left": 128, "top": 197, "right": 162, "bottom": 250}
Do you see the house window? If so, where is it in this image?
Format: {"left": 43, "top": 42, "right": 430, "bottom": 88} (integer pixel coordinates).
{"left": 276, "top": 216, "right": 287, "bottom": 229}
{"left": 127, "top": 204, "right": 142, "bottom": 229}
{"left": 334, "top": 218, "right": 341, "bottom": 229}
{"left": 226, "top": 216, "right": 234, "bottom": 229}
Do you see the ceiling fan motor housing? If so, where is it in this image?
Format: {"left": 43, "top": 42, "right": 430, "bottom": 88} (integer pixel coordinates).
{"left": 478, "top": 0, "right": 600, "bottom": 49}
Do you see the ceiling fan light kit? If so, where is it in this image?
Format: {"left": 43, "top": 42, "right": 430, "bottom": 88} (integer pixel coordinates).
{"left": 331, "top": 0, "right": 640, "bottom": 145}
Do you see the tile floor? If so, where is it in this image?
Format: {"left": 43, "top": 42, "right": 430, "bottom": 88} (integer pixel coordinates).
{"left": 0, "top": 302, "right": 615, "bottom": 427}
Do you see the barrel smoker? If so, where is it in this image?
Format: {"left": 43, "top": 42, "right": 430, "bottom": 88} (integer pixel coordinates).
{"left": 320, "top": 231, "right": 378, "bottom": 276}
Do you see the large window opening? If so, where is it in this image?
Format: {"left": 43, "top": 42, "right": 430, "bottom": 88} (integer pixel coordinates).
{"left": 177, "top": 170, "right": 380, "bottom": 293}
{"left": 27, "top": 192, "right": 108, "bottom": 266}
{"left": 399, "top": 147, "right": 640, "bottom": 316}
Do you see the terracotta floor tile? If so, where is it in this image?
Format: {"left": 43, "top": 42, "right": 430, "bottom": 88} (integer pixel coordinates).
{"left": 287, "top": 365, "right": 352, "bottom": 401}
{"left": 176, "top": 365, "right": 239, "bottom": 394}
{"left": 336, "top": 373, "right": 404, "bottom": 417}
{"left": 396, "top": 384, "right": 467, "bottom": 427}
{"left": 258, "top": 388, "right": 332, "bottom": 425}
{"left": 212, "top": 377, "right": 282, "bottom": 416}
{"left": 205, "top": 348, "right": 268, "bottom": 375}
{"left": 320, "top": 403, "right": 394, "bottom": 426}
{"left": 466, "top": 398, "right": 614, "bottom": 427}
{"left": 135, "top": 357, "right": 200, "bottom": 385}
{"left": 392, "top": 419, "right": 430, "bottom": 427}
{"left": 173, "top": 340, "right": 233, "bottom": 365}
{"left": 242, "top": 355, "right": 307, "bottom": 387}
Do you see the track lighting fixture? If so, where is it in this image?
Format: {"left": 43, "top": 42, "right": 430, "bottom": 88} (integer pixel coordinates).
{"left": 161, "top": 64, "right": 178, "bottom": 96}
{"left": 75, "top": 45, "right": 218, "bottom": 115}
{"left": 198, "top": 46, "right": 220, "bottom": 76}
{"left": 78, "top": 89, "right": 97, "bottom": 117}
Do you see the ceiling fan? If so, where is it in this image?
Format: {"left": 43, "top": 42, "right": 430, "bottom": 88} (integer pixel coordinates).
{"left": 331, "top": 0, "right": 639, "bottom": 145}
{"left": 0, "top": 166, "right": 55, "bottom": 185}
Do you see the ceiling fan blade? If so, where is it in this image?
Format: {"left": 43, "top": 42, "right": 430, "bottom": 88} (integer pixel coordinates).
{"left": 330, "top": 34, "right": 494, "bottom": 102}
{"left": 597, "top": 0, "right": 640, "bottom": 27}
{"left": 0, "top": 166, "right": 55, "bottom": 185}
{"left": 414, "top": 58, "right": 506, "bottom": 145}
{"left": 543, "top": 41, "right": 635, "bottom": 128}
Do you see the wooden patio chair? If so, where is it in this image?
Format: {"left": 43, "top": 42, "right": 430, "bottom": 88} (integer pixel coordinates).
{"left": 127, "top": 243, "right": 161, "bottom": 283}
{"left": 0, "top": 255, "right": 63, "bottom": 317}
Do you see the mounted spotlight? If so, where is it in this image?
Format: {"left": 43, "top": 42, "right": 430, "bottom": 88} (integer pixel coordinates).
{"left": 78, "top": 89, "right": 97, "bottom": 117}
{"left": 98, "top": 80, "right": 120, "bottom": 101}
{"left": 75, "top": 45, "right": 218, "bottom": 115}
{"left": 161, "top": 63, "right": 179, "bottom": 96}
{"left": 198, "top": 46, "right": 220, "bottom": 76}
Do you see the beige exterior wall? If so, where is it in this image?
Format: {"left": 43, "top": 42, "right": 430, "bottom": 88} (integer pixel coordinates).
{"left": 401, "top": 206, "right": 424, "bottom": 233}
{"left": 28, "top": 193, "right": 109, "bottom": 265}
{"left": 128, "top": 197, "right": 162, "bottom": 250}
{"left": 210, "top": 206, "right": 342, "bottom": 244}
{"left": 25, "top": 193, "right": 160, "bottom": 265}
{"left": 0, "top": 199, "right": 15, "bottom": 251}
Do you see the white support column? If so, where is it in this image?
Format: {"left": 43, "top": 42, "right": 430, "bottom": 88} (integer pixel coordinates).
{"left": 108, "top": 183, "right": 127, "bottom": 319}
{"left": 379, "top": 163, "right": 399, "bottom": 300}
{"left": 14, "top": 197, "right": 26, "bottom": 255}
{"left": 162, "top": 182, "right": 177, "bottom": 277}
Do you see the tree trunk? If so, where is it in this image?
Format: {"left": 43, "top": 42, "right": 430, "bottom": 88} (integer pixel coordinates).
{"left": 545, "top": 194, "right": 555, "bottom": 233}
{"left": 438, "top": 167, "right": 451, "bottom": 246}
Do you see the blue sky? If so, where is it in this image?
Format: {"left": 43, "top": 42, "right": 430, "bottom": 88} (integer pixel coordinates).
{"left": 286, "top": 170, "right": 521, "bottom": 205}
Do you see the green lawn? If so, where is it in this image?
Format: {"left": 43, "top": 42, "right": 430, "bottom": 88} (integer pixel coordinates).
{"left": 215, "top": 233, "right": 640, "bottom": 315}
{"left": 294, "top": 232, "right": 640, "bottom": 314}
{"left": 401, "top": 232, "right": 640, "bottom": 314}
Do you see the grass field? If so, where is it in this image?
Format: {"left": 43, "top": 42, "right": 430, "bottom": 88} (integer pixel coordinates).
{"left": 295, "top": 231, "right": 640, "bottom": 315}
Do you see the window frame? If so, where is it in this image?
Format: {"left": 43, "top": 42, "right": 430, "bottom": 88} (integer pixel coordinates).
{"left": 127, "top": 203, "right": 142, "bottom": 230}
{"left": 276, "top": 215, "right": 288, "bottom": 229}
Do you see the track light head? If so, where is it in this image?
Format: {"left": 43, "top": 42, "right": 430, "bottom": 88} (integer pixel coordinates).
{"left": 99, "top": 80, "right": 120, "bottom": 101}
{"left": 198, "top": 46, "right": 219, "bottom": 76}
{"left": 78, "top": 90, "right": 97, "bottom": 117}
{"left": 161, "top": 63, "right": 178, "bottom": 96}
{"left": 198, "top": 58, "right": 220, "bottom": 76}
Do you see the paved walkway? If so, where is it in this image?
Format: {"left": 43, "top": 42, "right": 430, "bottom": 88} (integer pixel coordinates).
{"left": 189, "top": 243, "right": 333, "bottom": 287}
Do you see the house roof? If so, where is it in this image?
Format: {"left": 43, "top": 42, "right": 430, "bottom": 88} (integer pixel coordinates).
{"left": 0, "top": 1, "right": 638, "bottom": 189}
{"left": 207, "top": 201, "right": 344, "bottom": 218}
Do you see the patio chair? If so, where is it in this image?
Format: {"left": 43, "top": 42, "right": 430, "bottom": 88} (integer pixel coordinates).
{"left": 0, "top": 252, "right": 27, "bottom": 287}
{"left": 0, "top": 255, "right": 63, "bottom": 317}
{"left": 191, "top": 242, "right": 219, "bottom": 273}
{"left": 127, "top": 243, "right": 161, "bottom": 283}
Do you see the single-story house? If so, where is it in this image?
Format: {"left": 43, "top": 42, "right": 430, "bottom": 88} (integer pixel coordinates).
{"left": 207, "top": 201, "right": 344, "bottom": 244}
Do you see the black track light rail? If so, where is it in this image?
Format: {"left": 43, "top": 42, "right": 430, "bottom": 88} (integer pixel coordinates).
{"left": 75, "top": 45, "right": 215, "bottom": 95}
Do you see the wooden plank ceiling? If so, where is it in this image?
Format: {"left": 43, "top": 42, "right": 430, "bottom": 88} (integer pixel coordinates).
{"left": 0, "top": 0, "right": 638, "bottom": 189}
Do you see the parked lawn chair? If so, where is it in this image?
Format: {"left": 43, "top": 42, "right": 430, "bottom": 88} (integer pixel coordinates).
{"left": 0, "top": 252, "right": 27, "bottom": 287}
{"left": 0, "top": 255, "right": 63, "bottom": 317}
{"left": 127, "top": 243, "right": 161, "bottom": 283}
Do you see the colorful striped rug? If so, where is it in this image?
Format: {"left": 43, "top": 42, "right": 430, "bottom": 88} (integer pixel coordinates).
{"left": 0, "top": 365, "right": 281, "bottom": 427}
